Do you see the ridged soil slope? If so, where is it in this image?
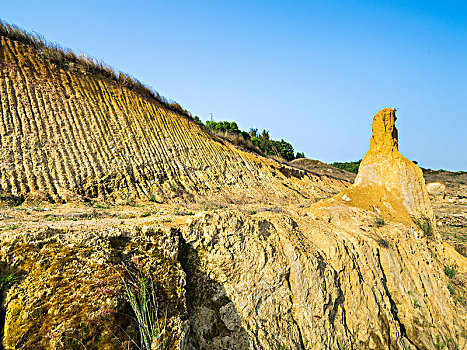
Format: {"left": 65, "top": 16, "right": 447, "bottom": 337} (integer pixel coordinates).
{"left": 0, "top": 35, "right": 342, "bottom": 204}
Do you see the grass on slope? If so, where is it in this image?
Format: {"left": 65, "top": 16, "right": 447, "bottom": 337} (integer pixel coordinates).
{"left": 0, "top": 19, "right": 192, "bottom": 119}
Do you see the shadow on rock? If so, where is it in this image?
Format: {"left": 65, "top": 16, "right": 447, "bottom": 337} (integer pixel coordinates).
{"left": 180, "top": 238, "right": 249, "bottom": 350}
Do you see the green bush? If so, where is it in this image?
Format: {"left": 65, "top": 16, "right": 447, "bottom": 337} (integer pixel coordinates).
{"left": 0, "top": 273, "right": 18, "bottom": 291}
{"left": 271, "top": 139, "right": 295, "bottom": 161}
{"left": 374, "top": 216, "right": 385, "bottom": 227}
{"left": 207, "top": 123, "right": 296, "bottom": 161}
{"left": 447, "top": 284, "right": 455, "bottom": 296}
{"left": 0, "top": 193, "right": 23, "bottom": 207}
{"left": 377, "top": 238, "right": 390, "bottom": 248}
{"left": 416, "top": 219, "right": 433, "bottom": 237}
{"left": 444, "top": 265, "right": 457, "bottom": 279}
{"left": 295, "top": 152, "right": 305, "bottom": 159}
{"left": 434, "top": 334, "right": 445, "bottom": 350}
{"left": 193, "top": 116, "right": 204, "bottom": 126}
{"left": 205, "top": 120, "right": 240, "bottom": 134}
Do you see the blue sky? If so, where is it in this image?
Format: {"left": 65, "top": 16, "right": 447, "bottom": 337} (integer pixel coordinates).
{"left": 1, "top": 0, "right": 466, "bottom": 170}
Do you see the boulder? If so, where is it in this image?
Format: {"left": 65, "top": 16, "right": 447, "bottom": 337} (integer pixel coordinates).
{"left": 426, "top": 182, "right": 446, "bottom": 201}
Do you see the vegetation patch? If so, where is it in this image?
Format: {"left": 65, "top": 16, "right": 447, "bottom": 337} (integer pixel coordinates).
{"left": 0, "top": 193, "right": 24, "bottom": 207}
{"left": 1, "top": 224, "right": 19, "bottom": 231}
{"left": 374, "top": 216, "right": 385, "bottom": 227}
{"left": 377, "top": 238, "right": 390, "bottom": 248}
{"left": 444, "top": 265, "right": 457, "bottom": 279}
{"left": 174, "top": 210, "right": 194, "bottom": 216}
{"left": 416, "top": 218, "right": 433, "bottom": 238}
{"left": 200, "top": 119, "right": 304, "bottom": 161}
{"left": 0, "top": 273, "right": 18, "bottom": 291}
{"left": 122, "top": 259, "right": 168, "bottom": 349}
{"left": 148, "top": 193, "right": 158, "bottom": 202}
{"left": 329, "top": 160, "right": 362, "bottom": 174}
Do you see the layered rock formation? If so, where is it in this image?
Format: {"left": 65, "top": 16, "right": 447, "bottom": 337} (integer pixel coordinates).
{"left": 0, "top": 26, "right": 466, "bottom": 350}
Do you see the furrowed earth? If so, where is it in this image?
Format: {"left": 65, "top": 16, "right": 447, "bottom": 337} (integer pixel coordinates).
{"left": 0, "top": 28, "right": 466, "bottom": 350}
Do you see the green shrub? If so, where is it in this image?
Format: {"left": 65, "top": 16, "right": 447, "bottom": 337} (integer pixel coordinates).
{"left": 271, "top": 139, "right": 295, "bottom": 161}
{"left": 205, "top": 123, "right": 298, "bottom": 161}
{"left": 444, "top": 265, "right": 457, "bottom": 279}
{"left": 140, "top": 212, "right": 151, "bottom": 218}
{"left": 2, "top": 224, "right": 19, "bottom": 230}
{"left": 0, "top": 273, "right": 18, "bottom": 291}
{"left": 174, "top": 210, "right": 194, "bottom": 216}
{"left": 374, "top": 217, "right": 385, "bottom": 227}
{"left": 295, "top": 152, "right": 305, "bottom": 159}
{"left": 447, "top": 284, "right": 455, "bottom": 296}
{"left": 416, "top": 219, "right": 433, "bottom": 237}
{"left": 377, "top": 238, "right": 390, "bottom": 248}
{"left": 192, "top": 116, "right": 203, "bottom": 126}
{"left": 434, "top": 334, "right": 445, "bottom": 350}
{"left": 0, "top": 193, "right": 23, "bottom": 207}
{"left": 205, "top": 120, "right": 240, "bottom": 134}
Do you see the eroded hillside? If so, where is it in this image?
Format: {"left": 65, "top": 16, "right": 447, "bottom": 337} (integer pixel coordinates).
{"left": 0, "top": 34, "right": 346, "bottom": 205}
{"left": 0, "top": 26, "right": 466, "bottom": 350}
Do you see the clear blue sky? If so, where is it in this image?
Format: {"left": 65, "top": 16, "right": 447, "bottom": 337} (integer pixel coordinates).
{"left": 1, "top": 0, "right": 466, "bottom": 170}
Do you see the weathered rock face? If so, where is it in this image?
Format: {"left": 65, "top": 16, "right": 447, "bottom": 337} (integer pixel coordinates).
{"left": 0, "top": 29, "right": 466, "bottom": 350}
{"left": 181, "top": 208, "right": 466, "bottom": 349}
{"left": 337, "top": 108, "right": 434, "bottom": 227}
{"left": 1, "top": 203, "right": 466, "bottom": 350}
{"left": 0, "top": 225, "right": 187, "bottom": 349}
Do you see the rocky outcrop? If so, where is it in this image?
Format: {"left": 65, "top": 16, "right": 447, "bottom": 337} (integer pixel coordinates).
{"left": 1, "top": 201, "right": 466, "bottom": 349}
{"left": 0, "top": 225, "right": 187, "bottom": 349}
{"left": 334, "top": 108, "right": 434, "bottom": 227}
{"left": 1, "top": 27, "right": 466, "bottom": 350}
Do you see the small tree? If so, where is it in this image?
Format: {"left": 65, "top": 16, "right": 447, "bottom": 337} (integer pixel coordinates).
{"left": 249, "top": 128, "right": 258, "bottom": 138}
{"left": 193, "top": 116, "right": 203, "bottom": 126}
{"left": 296, "top": 152, "right": 305, "bottom": 159}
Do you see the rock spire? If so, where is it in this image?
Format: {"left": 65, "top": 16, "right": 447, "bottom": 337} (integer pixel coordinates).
{"left": 338, "top": 108, "right": 435, "bottom": 226}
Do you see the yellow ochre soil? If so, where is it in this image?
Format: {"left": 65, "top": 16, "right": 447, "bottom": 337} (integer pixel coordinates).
{"left": 0, "top": 30, "right": 466, "bottom": 350}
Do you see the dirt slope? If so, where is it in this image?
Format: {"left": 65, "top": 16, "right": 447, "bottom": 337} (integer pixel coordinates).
{"left": 291, "top": 158, "right": 357, "bottom": 184}
{"left": 0, "top": 35, "right": 345, "bottom": 205}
